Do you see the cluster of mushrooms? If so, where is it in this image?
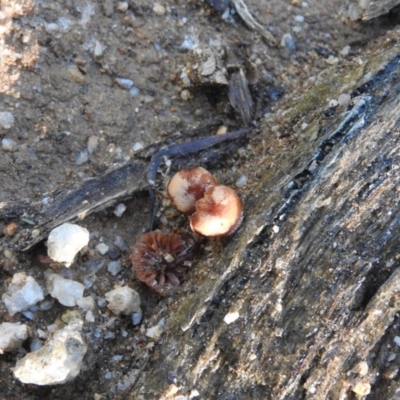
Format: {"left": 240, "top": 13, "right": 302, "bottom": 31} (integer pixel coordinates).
{"left": 130, "top": 167, "right": 243, "bottom": 296}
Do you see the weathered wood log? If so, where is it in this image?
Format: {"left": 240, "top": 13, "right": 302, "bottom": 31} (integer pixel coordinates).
{"left": 123, "top": 30, "right": 400, "bottom": 399}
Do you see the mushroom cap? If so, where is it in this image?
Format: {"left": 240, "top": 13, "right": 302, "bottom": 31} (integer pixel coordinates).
{"left": 190, "top": 185, "right": 243, "bottom": 237}
{"left": 167, "top": 167, "right": 218, "bottom": 215}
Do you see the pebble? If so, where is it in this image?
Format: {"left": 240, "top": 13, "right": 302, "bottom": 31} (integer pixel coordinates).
{"left": 294, "top": 15, "right": 305, "bottom": 22}
{"left": 337, "top": 93, "right": 351, "bottom": 107}
{"left": 224, "top": 311, "right": 240, "bottom": 324}
{"left": 130, "top": 86, "right": 140, "bottom": 97}
{"left": 153, "top": 3, "right": 166, "bottom": 15}
{"left": 46, "top": 273, "right": 85, "bottom": 307}
{"left": 235, "top": 175, "right": 248, "bottom": 188}
{"left": 105, "top": 286, "right": 141, "bottom": 315}
{"left": 76, "top": 149, "right": 89, "bottom": 165}
{"left": 326, "top": 55, "right": 339, "bottom": 65}
{"left": 2, "top": 273, "right": 45, "bottom": 316}
{"left": 113, "top": 203, "right": 126, "bottom": 217}
{"left": 77, "top": 296, "right": 95, "bottom": 311}
{"left": 118, "top": 2, "right": 129, "bottom": 12}
{"left": 181, "top": 89, "right": 191, "bottom": 100}
{"left": 87, "top": 135, "right": 99, "bottom": 154}
{"left": 67, "top": 64, "right": 85, "bottom": 84}
{"left": 0, "top": 111, "right": 14, "bottom": 129}
{"left": 132, "top": 311, "right": 142, "bottom": 325}
{"left": 13, "top": 312, "right": 87, "bottom": 385}
{"left": 0, "top": 322, "right": 28, "bottom": 353}
{"left": 146, "top": 318, "right": 165, "bottom": 341}
{"left": 2, "top": 138, "right": 17, "bottom": 151}
{"left": 352, "top": 382, "right": 371, "bottom": 396}
{"left": 85, "top": 310, "right": 95, "bottom": 322}
{"left": 115, "top": 78, "right": 134, "bottom": 90}
{"left": 93, "top": 40, "right": 103, "bottom": 58}
{"left": 96, "top": 243, "right": 109, "bottom": 255}
{"left": 107, "top": 261, "right": 121, "bottom": 276}
{"left": 394, "top": 336, "right": 400, "bottom": 346}
{"left": 47, "top": 223, "right": 90, "bottom": 266}
{"left": 107, "top": 247, "right": 121, "bottom": 260}
{"left": 132, "top": 142, "right": 144, "bottom": 152}
{"left": 114, "top": 235, "right": 129, "bottom": 252}
{"left": 340, "top": 45, "right": 351, "bottom": 56}
{"left": 281, "top": 33, "right": 296, "bottom": 52}
{"left": 30, "top": 338, "right": 43, "bottom": 352}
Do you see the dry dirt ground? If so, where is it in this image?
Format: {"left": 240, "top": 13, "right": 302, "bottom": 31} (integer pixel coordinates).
{"left": 0, "top": 0, "right": 398, "bottom": 399}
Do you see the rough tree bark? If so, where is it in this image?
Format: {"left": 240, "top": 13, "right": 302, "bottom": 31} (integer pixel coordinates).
{"left": 125, "top": 29, "right": 400, "bottom": 399}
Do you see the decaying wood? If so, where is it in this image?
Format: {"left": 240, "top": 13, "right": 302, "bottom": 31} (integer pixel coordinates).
{"left": 347, "top": 0, "right": 400, "bottom": 20}
{"left": 122, "top": 31, "right": 400, "bottom": 399}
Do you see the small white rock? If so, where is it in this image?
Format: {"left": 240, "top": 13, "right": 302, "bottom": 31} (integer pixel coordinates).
{"left": 76, "top": 149, "right": 89, "bottom": 165}
{"left": 13, "top": 313, "right": 87, "bottom": 385}
{"left": 224, "top": 311, "right": 240, "bottom": 324}
{"left": 153, "top": 3, "right": 166, "bottom": 15}
{"left": 146, "top": 321, "right": 164, "bottom": 341}
{"left": 46, "top": 273, "right": 85, "bottom": 307}
{"left": 2, "top": 273, "right": 45, "bottom": 316}
{"left": 0, "top": 111, "right": 14, "bottom": 129}
{"left": 93, "top": 40, "right": 103, "bottom": 57}
{"left": 235, "top": 175, "right": 248, "bottom": 188}
{"left": 2, "top": 138, "right": 17, "bottom": 151}
{"left": 105, "top": 286, "right": 141, "bottom": 315}
{"left": 77, "top": 296, "right": 95, "bottom": 311}
{"left": 338, "top": 93, "right": 351, "bottom": 107}
{"left": 394, "top": 336, "right": 400, "bottom": 346}
{"left": 0, "top": 322, "right": 29, "bottom": 353}
{"left": 96, "top": 243, "right": 109, "bottom": 255}
{"left": 132, "top": 142, "right": 144, "bottom": 152}
{"left": 118, "top": 1, "right": 129, "bottom": 12}
{"left": 87, "top": 135, "right": 99, "bottom": 154}
{"left": 47, "top": 223, "right": 89, "bottom": 266}
{"left": 113, "top": 203, "right": 126, "bottom": 217}
{"left": 107, "top": 261, "right": 121, "bottom": 276}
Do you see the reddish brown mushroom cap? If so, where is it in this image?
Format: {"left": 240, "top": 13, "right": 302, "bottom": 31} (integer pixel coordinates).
{"left": 190, "top": 185, "right": 243, "bottom": 237}
{"left": 130, "top": 230, "right": 188, "bottom": 296}
{"left": 167, "top": 167, "right": 218, "bottom": 215}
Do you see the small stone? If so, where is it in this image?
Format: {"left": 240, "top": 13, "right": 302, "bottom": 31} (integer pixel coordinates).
{"left": 114, "top": 235, "right": 129, "bottom": 252}
{"left": 0, "top": 322, "right": 29, "bottom": 353}
{"left": 180, "top": 89, "right": 191, "bottom": 100}
{"left": 107, "top": 248, "right": 121, "bottom": 260}
{"left": 67, "top": 64, "right": 85, "bottom": 84}
{"left": 85, "top": 310, "right": 95, "bottom": 322}
{"left": 107, "top": 261, "right": 121, "bottom": 275}
{"left": 340, "top": 45, "right": 351, "bottom": 56}
{"left": 105, "top": 286, "right": 141, "bottom": 315}
{"left": 132, "top": 142, "right": 144, "bottom": 152}
{"left": 294, "top": 15, "right": 305, "bottom": 22}
{"left": 132, "top": 311, "right": 142, "bottom": 325}
{"left": 129, "top": 86, "right": 140, "bottom": 97}
{"left": 113, "top": 203, "right": 126, "bottom": 217}
{"left": 146, "top": 319, "right": 165, "bottom": 341}
{"left": 235, "top": 175, "right": 248, "bottom": 188}
{"left": 2, "top": 138, "right": 17, "bottom": 151}
{"left": 0, "top": 111, "right": 14, "bottom": 129}
{"left": 2, "top": 273, "right": 45, "bottom": 316}
{"left": 224, "top": 311, "right": 239, "bottom": 324}
{"left": 4, "top": 222, "right": 18, "bottom": 236}
{"left": 102, "top": 0, "right": 114, "bottom": 17}
{"left": 115, "top": 78, "right": 134, "bottom": 90}
{"left": 77, "top": 296, "right": 95, "bottom": 311}
{"left": 394, "top": 336, "right": 400, "bottom": 346}
{"left": 87, "top": 135, "right": 99, "bottom": 154}
{"left": 281, "top": 33, "right": 296, "bottom": 52}
{"left": 329, "top": 99, "right": 338, "bottom": 108}
{"left": 118, "top": 2, "right": 128, "bottom": 12}
{"left": 352, "top": 382, "right": 371, "bottom": 396}
{"left": 272, "top": 225, "right": 280, "bottom": 233}
{"left": 46, "top": 273, "right": 85, "bottom": 307}
{"left": 326, "top": 56, "right": 339, "bottom": 65}
{"left": 30, "top": 338, "right": 43, "bottom": 352}
{"left": 47, "top": 223, "right": 90, "bottom": 266}
{"left": 338, "top": 93, "right": 351, "bottom": 107}
{"left": 13, "top": 313, "right": 87, "bottom": 385}
{"left": 93, "top": 40, "right": 103, "bottom": 58}
{"left": 76, "top": 149, "right": 89, "bottom": 165}
{"left": 96, "top": 243, "right": 109, "bottom": 255}
{"left": 153, "top": 3, "right": 166, "bottom": 15}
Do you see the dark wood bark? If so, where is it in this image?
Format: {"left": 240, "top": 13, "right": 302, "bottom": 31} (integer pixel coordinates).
{"left": 124, "top": 32, "right": 400, "bottom": 399}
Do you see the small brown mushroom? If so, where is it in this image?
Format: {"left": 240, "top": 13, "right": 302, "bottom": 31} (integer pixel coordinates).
{"left": 167, "top": 167, "right": 218, "bottom": 215}
{"left": 190, "top": 185, "right": 243, "bottom": 237}
{"left": 130, "top": 230, "right": 197, "bottom": 296}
